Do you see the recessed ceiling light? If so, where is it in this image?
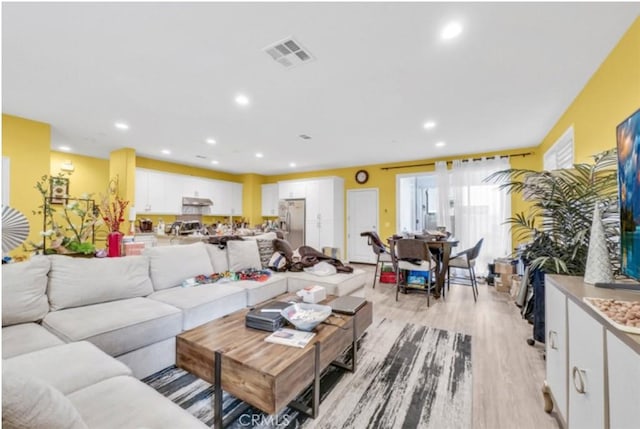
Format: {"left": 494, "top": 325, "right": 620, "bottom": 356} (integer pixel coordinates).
{"left": 441, "top": 22, "right": 463, "bottom": 40}
{"left": 435, "top": 141, "right": 446, "bottom": 147}
{"left": 423, "top": 121, "right": 436, "bottom": 129}
{"left": 235, "top": 94, "right": 250, "bottom": 106}
{"left": 161, "top": 149, "right": 171, "bottom": 155}
{"left": 211, "top": 160, "right": 219, "bottom": 165}
{"left": 58, "top": 145, "right": 71, "bottom": 152}
{"left": 205, "top": 138, "right": 216, "bottom": 145}
{"left": 114, "top": 122, "right": 129, "bottom": 130}
{"left": 289, "top": 162, "right": 297, "bottom": 168}
{"left": 255, "top": 152, "right": 264, "bottom": 158}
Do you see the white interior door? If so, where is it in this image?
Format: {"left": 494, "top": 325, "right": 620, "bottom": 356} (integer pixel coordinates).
{"left": 347, "top": 188, "right": 378, "bottom": 263}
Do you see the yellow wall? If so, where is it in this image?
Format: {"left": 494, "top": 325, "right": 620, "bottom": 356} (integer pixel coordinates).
{"left": 539, "top": 16, "right": 640, "bottom": 161}
{"left": 240, "top": 173, "right": 265, "bottom": 226}
{"left": 266, "top": 147, "right": 539, "bottom": 245}
{"left": 136, "top": 157, "right": 240, "bottom": 182}
{"left": 2, "top": 114, "right": 51, "bottom": 260}
{"left": 50, "top": 151, "right": 110, "bottom": 198}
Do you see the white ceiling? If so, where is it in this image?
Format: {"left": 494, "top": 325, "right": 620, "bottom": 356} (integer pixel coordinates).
{"left": 3, "top": 2, "right": 639, "bottom": 175}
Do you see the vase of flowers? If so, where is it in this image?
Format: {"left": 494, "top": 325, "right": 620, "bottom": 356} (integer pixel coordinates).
{"left": 99, "top": 194, "right": 129, "bottom": 258}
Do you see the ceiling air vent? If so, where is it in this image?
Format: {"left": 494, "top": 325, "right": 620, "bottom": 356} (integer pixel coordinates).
{"left": 264, "top": 37, "right": 315, "bottom": 69}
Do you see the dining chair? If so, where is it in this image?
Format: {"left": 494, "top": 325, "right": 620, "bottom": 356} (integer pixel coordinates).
{"left": 447, "top": 238, "right": 484, "bottom": 302}
{"left": 392, "top": 238, "right": 438, "bottom": 306}
{"left": 360, "top": 231, "right": 394, "bottom": 288}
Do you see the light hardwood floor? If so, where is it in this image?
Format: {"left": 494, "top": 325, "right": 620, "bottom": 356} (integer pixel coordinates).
{"left": 349, "top": 263, "right": 560, "bottom": 429}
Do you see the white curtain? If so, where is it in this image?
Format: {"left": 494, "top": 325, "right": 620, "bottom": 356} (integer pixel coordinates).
{"left": 435, "top": 161, "right": 451, "bottom": 231}
{"left": 451, "top": 157, "right": 511, "bottom": 276}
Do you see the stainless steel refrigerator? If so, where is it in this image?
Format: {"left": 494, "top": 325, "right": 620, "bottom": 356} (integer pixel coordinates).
{"left": 278, "top": 199, "right": 305, "bottom": 249}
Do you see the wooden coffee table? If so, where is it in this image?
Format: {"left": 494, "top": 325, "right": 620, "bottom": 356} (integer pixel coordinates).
{"left": 176, "top": 295, "right": 373, "bottom": 428}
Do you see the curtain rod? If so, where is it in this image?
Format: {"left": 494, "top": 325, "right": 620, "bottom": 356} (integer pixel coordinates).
{"left": 380, "top": 151, "right": 534, "bottom": 171}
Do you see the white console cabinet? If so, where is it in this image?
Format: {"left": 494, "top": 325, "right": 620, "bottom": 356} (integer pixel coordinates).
{"left": 543, "top": 275, "right": 640, "bottom": 429}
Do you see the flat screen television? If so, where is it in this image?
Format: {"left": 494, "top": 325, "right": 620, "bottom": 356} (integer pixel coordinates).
{"left": 616, "top": 108, "right": 640, "bottom": 281}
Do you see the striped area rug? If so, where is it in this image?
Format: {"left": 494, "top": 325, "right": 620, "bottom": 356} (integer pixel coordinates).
{"left": 144, "top": 319, "right": 472, "bottom": 429}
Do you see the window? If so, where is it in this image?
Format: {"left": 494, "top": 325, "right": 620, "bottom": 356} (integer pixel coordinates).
{"left": 396, "top": 173, "right": 453, "bottom": 234}
{"left": 544, "top": 125, "right": 574, "bottom": 170}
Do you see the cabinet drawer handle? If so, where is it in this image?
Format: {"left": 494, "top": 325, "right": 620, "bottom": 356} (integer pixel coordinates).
{"left": 548, "top": 330, "right": 558, "bottom": 350}
{"left": 572, "top": 366, "right": 586, "bottom": 394}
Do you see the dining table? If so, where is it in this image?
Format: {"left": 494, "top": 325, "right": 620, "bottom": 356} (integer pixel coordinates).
{"left": 388, "top": 235, "right": 459, "bottom": 298}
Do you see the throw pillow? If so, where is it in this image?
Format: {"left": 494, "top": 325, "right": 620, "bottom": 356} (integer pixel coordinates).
{"left": 2, "top": 256, "right": 50, "bottom": 326}
{"left": 273, "top": 238, "right": 294, "bottom": 262}
{"left": 256, "top": 239, "right": 275, "bottom": 268}
{"left": 227, "top": 240, "right": 262, "bottom": 271}
{"left": 2, "top": 368, "right": 88, "bottom": 429}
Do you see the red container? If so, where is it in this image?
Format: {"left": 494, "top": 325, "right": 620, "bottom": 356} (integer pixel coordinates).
{"left": 107, "top": 231, "right": 123, "bottom": 257}
{"left": 380, "top": 272, "right": 397, "bottom": 283}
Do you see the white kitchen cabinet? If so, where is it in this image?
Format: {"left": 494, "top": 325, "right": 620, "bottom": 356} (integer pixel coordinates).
{"left": 303, "top": 177, "right": 344, "bottom": 257}
{"left": 276, "top": 176, "right": 344, "bottom": 255}
{"left": 261, "top": 184, "right": 279, "bottom": 217}
{"left": 607, "top": 331, "right": 640, "bottom": 429}
{"left": 208, "top": 180, "right": 229, "bottom": 216}
{"left": 278, "top": 180, "right": 307, "bottom": 199}
{"left": 134, "top": 168, "right": 150, "bottom": 212}
{"left": 136, "top": 168, "right": 241, "bottom": 216}
{"left": 568, "top": 300, "right": 605, "bottom": 429}
{"left": 305, "top": 219, "right": 321, "bottom": 250}
{"left": 136, "top": 169, "right": 181, "bottom": 214}
{"left": 545, "top": 280, "right": 568, "bottom": 422}
{"left": 230, "top": 182, "right": 243, "bottom": 216}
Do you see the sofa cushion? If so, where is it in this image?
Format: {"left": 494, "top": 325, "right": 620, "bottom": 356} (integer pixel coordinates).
{"left": 2, "top": 368, "right": 88, "bottom": 429}
{"left": 2, "top": 256, "right": 50, "bottom": 326}
{"left": 68, "top": 376, "right": 207, "bottom": 429}
{"left": 42, "top": 297, "right": 182, "bottom": 357}
{"left": 233, "top": 275, "right": 289, "bottom": 306}
{"left": 227, "top": 240, "right": 262, "bottom": 271}
{"left": 148, "top": 284, "right": 246, "bottom": 330}
{"left": 3, "top": 341, "right": 131, "bottom": 395}
{"left": 286, "top": 268, "right": 367, "bottom": 296}
{"left": 205, "top": 243, "right": 229, "bottom": 272}
{"left": 145, "top": 242, "right": 214, "bottom": 290}
{"left": 2, "top": 323, "right": 65, "bottom": 359}
{"left": 47, "top": 255, "right": 153, "bottom": 311}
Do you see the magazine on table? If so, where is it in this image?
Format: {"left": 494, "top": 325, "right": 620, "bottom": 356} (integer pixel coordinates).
{"left": 264, "top": 328, "right": 315, "bottom": 348}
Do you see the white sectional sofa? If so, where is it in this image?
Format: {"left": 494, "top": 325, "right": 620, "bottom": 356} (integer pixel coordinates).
{"left": 2, "top": 238, "right": 366, "bottom": 428}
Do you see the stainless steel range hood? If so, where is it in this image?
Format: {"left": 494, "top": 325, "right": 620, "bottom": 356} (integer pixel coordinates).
{"left": 182, "top": 197, "right": 213, "bottom": 206}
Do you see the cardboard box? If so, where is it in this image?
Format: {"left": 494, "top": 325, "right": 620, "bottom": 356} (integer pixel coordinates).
{"left": 494, "top": 278, "right": 510, "bottom": 293}
{"left": 495, "top": 259, "right": 515, "bottom": 274}
{"left": 124, "top": 242, "right": 145, "bottom": 256}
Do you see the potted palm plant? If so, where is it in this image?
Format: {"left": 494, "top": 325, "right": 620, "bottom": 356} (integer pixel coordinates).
{"left": 487, "top": 149, "right": 619, "bottom": 274}
{"left": 486, "top": 149, "right": 619, "bottom": 342}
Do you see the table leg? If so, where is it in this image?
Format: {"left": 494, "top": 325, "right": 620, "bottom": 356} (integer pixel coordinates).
{"left": 288, "top": 342, "right": 321, "bottom": 419}
{"left": 331, "top": 318, "right": 357, "bottom": 372}
{"left": 435, "top": 244, "right": 452, "bottom": 298}
{"left": 214, "top": 350, "right": 223, "bottom": 429}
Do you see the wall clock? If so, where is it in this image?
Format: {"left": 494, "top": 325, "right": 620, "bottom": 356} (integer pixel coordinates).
{"left": 355, "top": 169, "right": 369, "bottom": 184}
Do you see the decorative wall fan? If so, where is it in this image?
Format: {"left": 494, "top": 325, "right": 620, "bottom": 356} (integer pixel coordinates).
{"left": 2, "top": 206, "right": 30, "bottom": 253}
